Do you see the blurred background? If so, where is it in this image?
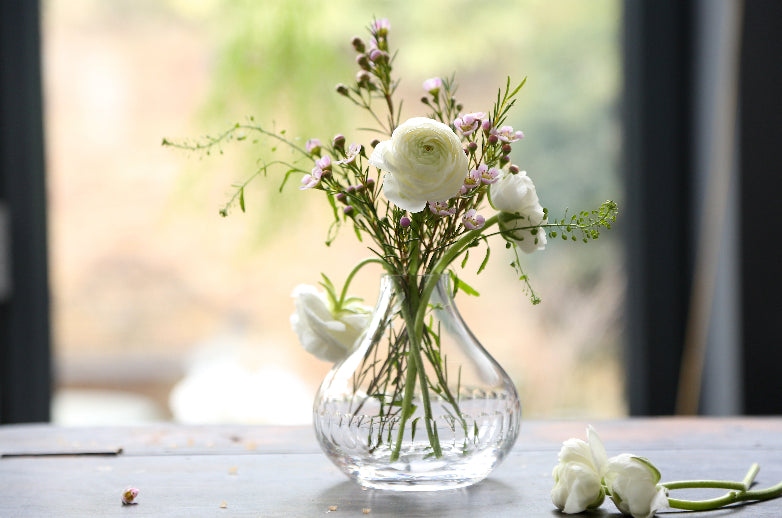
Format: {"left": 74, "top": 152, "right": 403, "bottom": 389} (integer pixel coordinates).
{"left": 43, "top": 0, "right": 624, "bottom": 424}
{"left": 2, "top": 0, "right": 780, "bottom": 425}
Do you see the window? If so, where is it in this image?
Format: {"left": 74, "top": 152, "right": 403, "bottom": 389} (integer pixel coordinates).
{"left": 41, "top": 0, "right": 624, "bottom": 424}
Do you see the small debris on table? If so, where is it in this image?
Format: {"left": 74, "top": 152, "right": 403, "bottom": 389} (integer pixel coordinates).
{"left": 328, "top": 505, "right": 338, "bottom": 511}
{"left": 362, "top": 508, "right": 372, "bottom": 514}
{"left": 219, "top": 500, "right": 228, "bottom": 509}
{"left": 121, "top": 487, "right": 139, "bottom": 506}
{"left": 228, "top": 466, "right": 238, "bottom": 475}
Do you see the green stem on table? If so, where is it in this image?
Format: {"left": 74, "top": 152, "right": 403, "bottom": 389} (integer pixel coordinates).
{"left": 665, "top": 463, "right": 782, "bottom": 512}
{"left": 743, "top": 462, "right": 761, "bottom": 488}
{"left": 662, "top": 463, "right": 759, "bottom": 492}
{"left": 667, "top": 480, "right": 782, "bottom": 511}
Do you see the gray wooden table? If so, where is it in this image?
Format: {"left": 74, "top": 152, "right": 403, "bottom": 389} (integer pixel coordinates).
{"left": 1, "top": 418, "right": 781, "bottom": 517}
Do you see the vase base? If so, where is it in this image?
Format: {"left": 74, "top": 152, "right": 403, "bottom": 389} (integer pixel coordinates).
{"left": 332, "top": 447, "right": 504, "bottom": 492}
{"left": 355, "top": 475, "right": 486, "bottom": 492}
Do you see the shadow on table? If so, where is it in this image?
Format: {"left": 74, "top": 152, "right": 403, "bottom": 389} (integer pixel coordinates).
{"left": 313, "top": 479, "right": 521, "bottom": 517}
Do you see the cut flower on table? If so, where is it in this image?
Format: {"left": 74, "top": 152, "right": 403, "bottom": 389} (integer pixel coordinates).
{"left": 552, "top": 426, "right": 782, "bottom": 517}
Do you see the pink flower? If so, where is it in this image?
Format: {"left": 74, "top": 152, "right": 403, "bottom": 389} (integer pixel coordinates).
{"left": 428, "top": 201, "right": 456, "bottom": 216}
{"left": 315, "top": 155, "right": 332, "bottom": 171}
{"left": 373, "top": 19, "right": 390, "bottom": 36}
{"left": 301, "top": 155, "right": 331, "bottom": 190}
{"left": 305, "top": 138, "right": 322, "bottom": 154}
{"left": 462, "top": 209, "right": 485, "bottom": 230}
{"left": 336, "top": 143, "right": 362, "bottom": 165}
{"left": 300, "top": 167, "right": 323, "bottom": 190}
{"left": 479, "top": 165, "right": 500, "bottom": 184}
{"left": 423, "top": 77, "right": 443, "bottom": 96}
{"left": 494, "top": 125, "right": 525, "bottom": 143}
{"left": 453, "top": 112, "right": 487, "bottom": 136}
{"left": 460, "top": 168, "right": 482, "bottom": 194}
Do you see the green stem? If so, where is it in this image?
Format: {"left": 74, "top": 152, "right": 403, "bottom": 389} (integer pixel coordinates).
{"left": 743, "top": 462, "right": 761, "bottom": 489}
{"left": 665, "top": 464, "right": 781, "bottom": 512}
{"left": 663, "top": 480, "right": 747, "bottom": 491}
{"left": 662, "top": 463, "right": 761, "bottom": 492}
{"left": 414, "top": 215, "right": 499, "bottom": 337}
{"left": 667, "top": 480, "right": 782, "bottom": 511}
{"left": 338, "top": 258, "right": 384, "bottom": 308}
{"left": 389, "top": 277, "right": 442, "bottom": 462}
{"left": 388, "top": 215, "right": 502, "bottom": 462}
{"left": 390, "top": 330, "right": 418, "bottom": 463}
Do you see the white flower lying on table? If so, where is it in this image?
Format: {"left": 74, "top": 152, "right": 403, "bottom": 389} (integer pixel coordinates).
{"left": 553, "top": 426, "right": 782, "bottom": 517}
{"left": 551, "top": 425, "right": 607, "bottom": 513}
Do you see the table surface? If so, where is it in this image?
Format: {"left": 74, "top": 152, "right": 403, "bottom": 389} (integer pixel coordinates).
{"left": 1, "top": 417, "right": 781, "bottom": 517}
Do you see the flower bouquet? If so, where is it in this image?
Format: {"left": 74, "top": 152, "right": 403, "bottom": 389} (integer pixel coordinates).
{"left": 165, "top": 18, "right": 617, "bottom": 490}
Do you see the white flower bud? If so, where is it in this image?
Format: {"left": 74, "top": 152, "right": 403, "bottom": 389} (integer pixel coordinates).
{"left": 490, "top": 169, "right": 547, "bottom": 253}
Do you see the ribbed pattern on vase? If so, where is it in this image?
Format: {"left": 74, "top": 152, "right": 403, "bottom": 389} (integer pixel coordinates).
{"left": 313, "top": 389, "right": 520, "bottom": 490}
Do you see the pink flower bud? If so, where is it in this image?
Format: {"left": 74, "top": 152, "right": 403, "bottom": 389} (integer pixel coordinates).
{"left": 502, "top": 143, "right": 512, "bottom": 154}
{"left": 369, "top": 49, "right": 383, "bottom": 62}
{"left": 509, "top": 164, "right": 520, "bottom": 174}
{"left": 356, "top": 71, "right": 372, "bottom": 86}
{"left": 488, "top": 134, "right": 499, "bottom": 145}
{"left": 373, "top": 18, "right": 390, "bottom": 37}
{"left": 356, "top": 54, "right": 370, "bottom": 70}
{"left": 343, "top": 205, "right": 354, "bottom": 215}
{"left": 305, "top": 138, "right": 322, "bottom": 155}
{"left": 332, "top": 134, "right": 345, "bottom": 148}
{"left": 351, "top": 36, "right": 365, "bottom": 53}
{"left": 423, "top": 77, "right": 443, "bottom": 96}
{"left": 400, "top": 216, "right": 411, "bottom": 228}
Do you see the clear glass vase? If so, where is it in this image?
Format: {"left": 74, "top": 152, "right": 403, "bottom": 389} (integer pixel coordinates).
{"left": 313, "top": 273, "right": 521, "bottom": 491}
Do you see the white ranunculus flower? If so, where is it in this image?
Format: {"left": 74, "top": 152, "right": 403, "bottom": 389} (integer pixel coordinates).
{"left": 551, "top": 426, "right": 608, "bottom": 514}
{"left": 489, "top": 169, "right": 547, "bottom": 253}
{"left": 290, "top": 284, "right": 371, "bottom": 363}
{"left": 605, "top": 454, "right": 669, "bottom": 518}
{"left": 552, "top": 461, "right": 605, "bottom": 514}
{"left": 369, "top": 117, "right": 468, "bottom": 213}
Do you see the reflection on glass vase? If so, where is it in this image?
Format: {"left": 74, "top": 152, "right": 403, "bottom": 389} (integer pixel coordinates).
{"left": 313, "top": 273, "right": 521, "bottom": 491}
